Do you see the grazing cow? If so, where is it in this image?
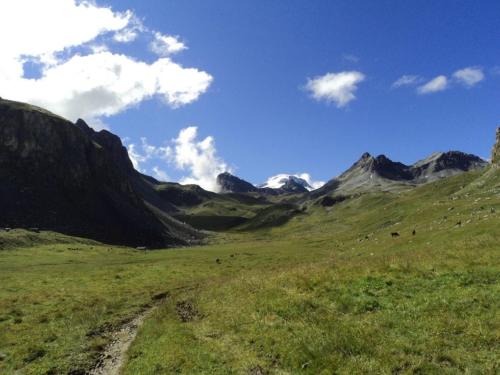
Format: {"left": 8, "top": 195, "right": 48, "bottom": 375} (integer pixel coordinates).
{"left": 391, "top": 232, "right": 400, "bottom": 238}
{"left": 412, "top": 229, "right": 416, "bottom": 236}
{"left": 456, "top": 221, "right": 462, "bottom": 227}
{"left": 216, "top": 258, "right": 222, "bottom": 264}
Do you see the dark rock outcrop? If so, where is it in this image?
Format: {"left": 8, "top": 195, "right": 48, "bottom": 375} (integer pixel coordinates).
{"left": 216, "top": 172, "right": 258, "bottom": 193}
{"left": 492, "top": 127, "right": 500, "bottom": 165}
{"left": 412, "top": 151, "right": 486, "bottom": 181}
{"left": 0, "top": 98, "right": 198, "bottom": 247}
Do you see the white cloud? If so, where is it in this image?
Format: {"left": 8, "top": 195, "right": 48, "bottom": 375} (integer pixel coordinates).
{"left": 113, "top": 16, "right": 144, "bottom": 43}
{"left": 298, "top": 173, "right": 325, "bottom": 190}
{"left": 0, "top": 0, "right": 212, "bottom": 128}
{"left": 453, "top": 67, "right": 484, "bottom": 87}
{"left": 113, "top": 28, "right": 139, "bottom": 43}
{"left": 125, "top": 127, "right": 229, "bottom": 192}
{"left": 126, "top": 137, "right": 171, "bottom": 171}
{"left": 150, "top": 32, "right": 187, "bottom": 56}
{"left": 173, "top": 127, "right": 230, "bottom": 192}
{"left": 127, "top": 143, "right": 148, "bottom": 172}
{"left": 306, "top": 71, "right": 365, "bottom": 107}
{"left": 391, "top": 75, "right": 422, "bottom": 88}
{"left": 417, "top": 75, "right": 448, "bottom": 94}
{"left": 152, "top": 166, "right": 170, "bottom": 182}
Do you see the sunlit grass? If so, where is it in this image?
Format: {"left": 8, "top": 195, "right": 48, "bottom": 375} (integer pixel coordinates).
{"left": 1, "top": 169, "right": 499, "bottom": 374}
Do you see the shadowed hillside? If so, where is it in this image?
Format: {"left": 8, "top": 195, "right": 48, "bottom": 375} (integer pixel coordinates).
{"left": 0, "top": 99, "right": 200, "bottom": 248}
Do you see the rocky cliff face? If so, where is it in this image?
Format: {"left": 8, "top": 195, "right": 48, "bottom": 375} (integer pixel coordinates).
{"left": 492, "top": 127, "right": 500, "bottom": 165}
{"left": 412, "top": 151, "right": 486, "bottom": 181}
{"left": 217, "top": 172, "right": 258, "bottom": 193}
{"left": 0, "top": 98, "right": 197, "bottom": 247}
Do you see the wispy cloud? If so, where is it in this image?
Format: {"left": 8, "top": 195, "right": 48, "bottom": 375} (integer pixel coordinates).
{"left": 150, "top": 32, "right": 187, "bottom": 56}
{"left": 417, "top": 75, "right": 448, "bottom": 94}
{"left": 391, "top": 75, "right": 423, "bottom": 88}
{"left": 396, "top": 66, "right": 486, "bottom": 95}
{"left": 126, "top": 137, "right": 171, "bottom": 172}
{"left": 342, "top": 54, "right": 359, "bottom": 63}
{"left": 152, "top": 166, "right": 170, "bottom": 182}
{"left": 306, "top": 71, "right": 365, "bottom": 108}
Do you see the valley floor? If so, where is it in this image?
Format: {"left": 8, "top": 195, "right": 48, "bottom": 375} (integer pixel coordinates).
{"left": 0, "top": 170, "right": 499, "bottom": 374}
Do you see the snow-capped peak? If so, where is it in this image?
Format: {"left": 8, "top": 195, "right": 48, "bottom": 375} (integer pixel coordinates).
{"left": 259, "top": 173, "right": 325, "bottom": 191}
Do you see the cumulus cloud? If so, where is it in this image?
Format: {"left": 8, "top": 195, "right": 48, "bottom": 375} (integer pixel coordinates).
{"left": 125, "top": 127, "right": 229, "bottom": 192}
{"left": 417, "top": 75, "right": 448, "bottom": 94}
{"left": 172, "top": 127, "right": 230, "bottom": 192}
{"left": 306, "top": 71, "right": 365, "bottom": 107}
{"left": 391, "top": 75, "right": 422, "bottom": 88}
{"left": 150, "top": 32, "right": 187, "bottom": 56}
{"left": 113, "top": 16, "right": 144, "bottom": 43}
{"left": 453, "top": 67, "right": 484, "bottom": 87}
{"left": 0, "top": 0, "right": 212, "bottom": 128}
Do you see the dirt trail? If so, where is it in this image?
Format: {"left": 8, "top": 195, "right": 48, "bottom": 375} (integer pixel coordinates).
{"left": 89, "top": 304, "right": 159, "bottom": 375}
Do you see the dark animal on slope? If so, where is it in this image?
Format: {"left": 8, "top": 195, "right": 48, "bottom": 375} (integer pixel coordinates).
{"left": 412, "top": 229, "right": 416, "bottom": 236}
{"left": 391, "top": 232, "right": 400, "bottom": 238}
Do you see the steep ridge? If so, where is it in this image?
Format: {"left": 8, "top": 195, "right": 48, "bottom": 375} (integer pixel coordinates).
{"left": 217, "top": 172, "right": 258, "bottom": 193}
{"left": 412, "top": 151, "right": 486, "bottom": 182}
{"left": 0, "top": 98, "right": 198, "bottom": 247}
{"left": 312, "top": 150, "right": 487, "bottom": 198}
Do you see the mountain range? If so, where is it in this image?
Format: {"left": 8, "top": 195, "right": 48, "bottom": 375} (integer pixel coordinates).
{"left": 218, "top": 151, "right": 487, "bottom": 197}
{"left": 0, "top": 97, "right": 494, "bottom": 246}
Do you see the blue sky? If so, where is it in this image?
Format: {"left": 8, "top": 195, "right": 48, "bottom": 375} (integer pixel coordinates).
{"left": 2, "top": 1, "right": 499, "bottom": 190}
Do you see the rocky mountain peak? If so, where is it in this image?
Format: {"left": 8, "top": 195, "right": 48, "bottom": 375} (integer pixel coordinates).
{"left": 279, "top": 178, "right": 309, "bottom": 193}
{"left": 216, "top": 172, "right": 258, "bottom": 193}
{"left": 344, "top": 152, "right": 412, "bottom": 181}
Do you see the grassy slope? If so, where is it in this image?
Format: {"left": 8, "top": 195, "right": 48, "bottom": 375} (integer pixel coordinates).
{"left": 0, "top": 169, "right": 499, "bottom": 374}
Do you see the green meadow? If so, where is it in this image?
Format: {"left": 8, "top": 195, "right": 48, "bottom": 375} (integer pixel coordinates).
{"left": 1, "top": 169, "right": 499, "bottom": 374}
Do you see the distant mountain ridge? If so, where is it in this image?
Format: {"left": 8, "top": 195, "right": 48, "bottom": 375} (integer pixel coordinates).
{"left": 259, "top": 174, "right": 316, "bottom": 192}
{"left": 216, "top": 172, "right": 311, "bottom": 195}
{"left": 312, "top": 150, "right": 487, "bottom": 197}
{"left": 0, "top": 97, "right": 493, "bottom": 244}
{"left": 217, "top": 150, "right": 487, "bottom": 197}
